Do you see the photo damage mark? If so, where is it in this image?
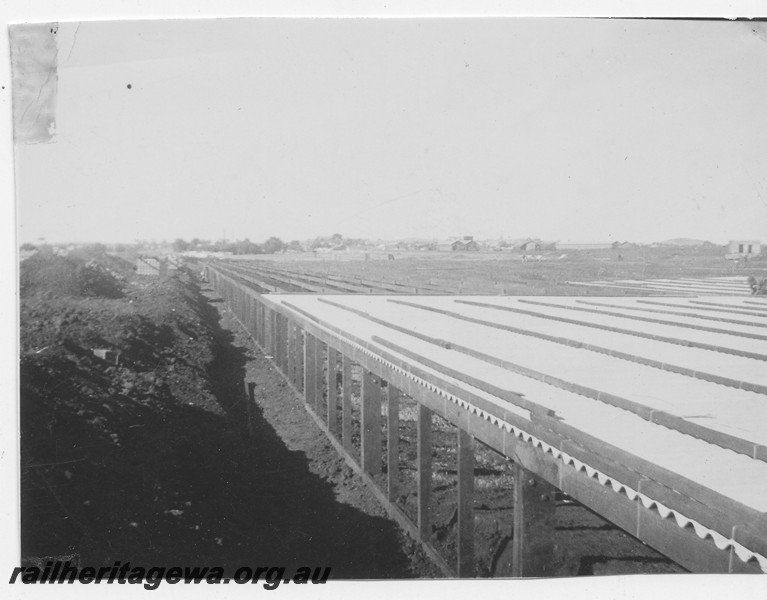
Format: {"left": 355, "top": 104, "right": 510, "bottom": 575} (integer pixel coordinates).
{"left": 10, "top": 23, "right": 59, "bottom": 144}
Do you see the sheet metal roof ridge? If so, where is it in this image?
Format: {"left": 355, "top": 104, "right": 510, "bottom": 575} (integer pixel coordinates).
{"left": 244, "top": 286, "right": 767, "bottom": 570}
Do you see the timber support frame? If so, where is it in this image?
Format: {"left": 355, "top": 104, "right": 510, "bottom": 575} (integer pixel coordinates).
{"left": 207, "top": 264, "right": 764, "bottom": 577}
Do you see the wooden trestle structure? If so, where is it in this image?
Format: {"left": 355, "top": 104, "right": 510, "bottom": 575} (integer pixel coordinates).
{"left": 205, "top": 264, "right": 767, "bottom": 577}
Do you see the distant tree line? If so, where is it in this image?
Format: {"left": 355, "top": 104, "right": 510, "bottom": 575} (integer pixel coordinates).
{"left": 168, "top": 233, "right": 366, "bottom": 255}
{"left": 308, "top": 233, "right": 366, "bottom": 250}
{"left": 20, "top": 234, "right": 365, "bottom": 256}
{"left": 170, "top": 237, "right": 306, "bottom": 255}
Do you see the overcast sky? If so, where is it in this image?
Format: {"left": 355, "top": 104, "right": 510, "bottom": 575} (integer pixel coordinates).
{"left": 13, "top": 18, "right": 767, "bottom": 244}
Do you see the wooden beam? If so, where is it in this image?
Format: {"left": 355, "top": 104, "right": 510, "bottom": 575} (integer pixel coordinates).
{"left": 270, "top": 309, "right": 277, "bottom": 358}
{"left": 361, "top": 370, "right": 382, "bottom": 475}
{"left": 280, "top": 314, "right": 287, "bottom": 372}
{"left": 457, "top": 429, "right": 475, "bottom": 577}
{"left": 314, "top": 340, "right": 325, "bottom": 414}
{"left": 257, "top": 302, "right": 263, "bottom": 347}
{"left": 293, "top": 323, "right": 301, "bottom": 388}
{"left": 274, "top": 313, "right": 283, "bottom": 372}
{"left": 287, "top": 321, "right": 296, "bottom": 386}
{"left": 253, "top": 295, "right": 260, "bottom": 340}
{"left": 342, "top": 355, "right": 353, "bottom": 453}
{"left": 279, "top": 314, "right": 288, "bottom": 373}
{"left": 246, "top": 295, "right": 254, "bottom": 336}
{"left": 284, "top": 317, "right": 291, "bottom": 375}
{"left": 327, "top": 346, "right": 340, "bottom": 435}
{"left": 260, "top": 302, "right": 266, "bottom": 348}
{"left": 245, "top": 295, "right": 252, "bottom": 335}
{"left": 304, "top": 333, "right": 316, "bottom": 409}
{"left": 295, "top": 326, "right": 304, "bottom": 392}
{"left": 263, "top": 305, "right": 271, "bottom": 355}
{"left": 511, "top": 462, "right": 558, "bottom": 577}
{"left": 386, "top": 384, "right": 400, "bottom": 502}
{"left": 418, "top": 404, "right": 433, "bottom": 540}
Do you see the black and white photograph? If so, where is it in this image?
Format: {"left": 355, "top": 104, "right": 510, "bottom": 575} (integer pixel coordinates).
{"left": 4, "top": 1, "right": 767, "bottom": 595}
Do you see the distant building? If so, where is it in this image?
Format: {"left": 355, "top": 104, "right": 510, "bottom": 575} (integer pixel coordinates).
{"left": 728, "top": 240, "right": 761, "bottom": 256}
{"left": 451, "top": 236, "right": 479, "bottom": 251}
{"left": 516, "top": 239, "right": 541, "bottom": 252}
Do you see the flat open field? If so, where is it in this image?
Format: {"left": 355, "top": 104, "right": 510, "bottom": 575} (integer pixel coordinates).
{"left": 212, "top": 245, "right": 764, "bottom": 296}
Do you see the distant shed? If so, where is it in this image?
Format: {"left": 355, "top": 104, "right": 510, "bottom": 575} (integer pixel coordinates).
{"left": 728, "top": 240, "right": 761, "bottom": 256}
{"left": 517, "top": 239, "right": 541, "bottom": 252}
{"left": 451, "top": 240, "right": 479, "bottom": 251}
{"left": 451, "top": 236, "right": 479, "bottom": 251}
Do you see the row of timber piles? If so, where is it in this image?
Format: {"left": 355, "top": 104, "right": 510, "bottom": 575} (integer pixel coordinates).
{"left": 205, "top": 266, "right": 559, "bottom": 578}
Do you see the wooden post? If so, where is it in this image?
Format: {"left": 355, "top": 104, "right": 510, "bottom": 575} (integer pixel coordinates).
{"left": 511, "top": 462, "right": 558, "bottom": 578}
{"left": 246, "top": 296, "right": 253, "bottom": 335}
{"left": 272, "top": 311, "right": 278, "bottom": 360}
{"left": 417, "top": 404, "right": 433, "bottom": 540}
{"left": 327, "top": 346, "right": 340, "bottom": 435}
{"left": 457, "top": 429, "right": 475, "bottom": 577}
{"left": 259, "top": 302, "right": 265, "bottom": 348}
{"left": 304, "top": 333, "right": 316, "bottom": 409}
{"left": 342, "top": 355, "right": 353, "bottom": 453}
{"left": 274, "top": 313, "right": 282, "bottom": 371}
{"left": 291, "top": 323, "right": 299, "bottom": 388}
{"left": 386, "top": 384, "right": 400, "bottom": 501}
{"left": 255, "top": 302, "right": 261, "bottom": 346}
{"left": 287, "top": 321, "right": 295, "bottom": 386}
{"left": 281, "top": 315, "right": 289, "bottom": 374}
{"left": 263, "top": 306, "right": 271, "bottom": 354}
{"left": 269, "top": 310, "right": 277, "bottom": 358}
{"left": 295, "top": 327, "right": 304, "bottom": 392}
{"left": 314, "top": 340, "right": 325, "bottom": 414}
{"left": 250, "top": 297, "right": 258, "bottom": 341}
{"left": 276, "top": 313, "right": 284, "bottom": 372}
{"left": 361, "top": 370, "right": 382, "bottom": 475}
{"left": 245, "top": 295, "right": 252, "bottom": 335}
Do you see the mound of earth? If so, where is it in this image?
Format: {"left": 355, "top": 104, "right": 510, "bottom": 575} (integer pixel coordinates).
{"left": 19, "top": 251, "right": 436, "bottom": 578}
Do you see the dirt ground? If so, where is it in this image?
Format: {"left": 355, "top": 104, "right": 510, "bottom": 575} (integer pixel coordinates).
{"left": 19, "top": 250, "right": 437, "bottom": 578}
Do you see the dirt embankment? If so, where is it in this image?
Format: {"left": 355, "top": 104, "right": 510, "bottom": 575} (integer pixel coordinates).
{"left": 20, "top": 251, "right": 436, "bottom": 577}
